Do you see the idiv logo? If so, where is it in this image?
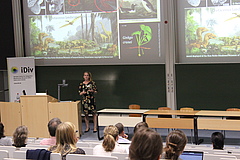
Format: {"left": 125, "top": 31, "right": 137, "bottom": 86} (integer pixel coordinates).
{"left": 20, "top": 66, "right": 34, "bottom": 73}
{"left": 11, "top": 67, "right": 18, "bottom": 74}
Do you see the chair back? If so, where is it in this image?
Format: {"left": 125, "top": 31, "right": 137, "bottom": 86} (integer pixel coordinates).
{"left": 13, "top": 151, "right": 26, "bottom": 159}
{"left": 0, "top": 146, "right": 16, "bottom": 158}
{"left": 129, "top": 104, "right": 141, "bottom": 117}
{"left": 66, "top": 154, "right": 118, "bottom": 160}
{"left": 180, "top": 107, "right": 194, "bottom": 112}
{"left": 25, "top": 144, "right": 50, "bottom": 149}
{"left": 50, "top": 153, "right": 61, "bottom": 160}
{"left": 204, "top": 154, "right": 237, "bottom": 160}
{"left": 226, "top": 108, "right": 240, "bottom": 111}
{"left": 158, "top": 107, "right": 171, "bottom": 110}
{"left": 112, "top": 152, "right": 128, "bottom": 160}
{"left": 80, "top": 147, "right": 94, "bottom": 155}
{"left": 158, "top": 107, "right": 172, "bottom": 118}
{"left": 76, "top": 142, "right": 90, "bottom": 147}
{"left": 0, "top": 150, "right": 9, "bottom": 159}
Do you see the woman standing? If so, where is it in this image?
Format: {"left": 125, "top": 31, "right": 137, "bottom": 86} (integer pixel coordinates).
{"left": 79, "top": 71, "right": 98, "bottom": 133}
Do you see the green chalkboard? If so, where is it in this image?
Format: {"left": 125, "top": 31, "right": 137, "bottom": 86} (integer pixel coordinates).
{"left": 36, "top": 65, "right": 166, "bottom": 110}
{"left": 176, "top": 64, "right": 240, "bottom": 110}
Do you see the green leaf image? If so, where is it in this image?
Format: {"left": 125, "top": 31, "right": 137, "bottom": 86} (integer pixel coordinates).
{"left": 131, "top": 25, "right": 152, "bottom": 56}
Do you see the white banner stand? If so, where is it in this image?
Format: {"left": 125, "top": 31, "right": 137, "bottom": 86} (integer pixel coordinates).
{"left": 7, "top": 57, "right": 36, "bottom": 102}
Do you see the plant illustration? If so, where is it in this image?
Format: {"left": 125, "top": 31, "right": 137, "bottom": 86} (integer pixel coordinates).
{"left": 131, "top": 24, "right": 152, "bottom": 56}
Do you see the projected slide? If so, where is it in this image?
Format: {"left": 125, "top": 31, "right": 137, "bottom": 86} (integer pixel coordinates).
{"left": 186, "top": 5, "right": 240, "bottom": 57}
{"left": 22, "top": 0, "right": 162, "bottom": 65}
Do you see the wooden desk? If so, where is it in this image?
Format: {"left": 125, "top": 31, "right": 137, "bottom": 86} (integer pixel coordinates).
{"left": 196, "top": 110, "right": 240, "bottom": 131}
{"left": 0, "top": 102, "right": 21, "bottom": 136}
{"left": 143, "top": 110, "right": 199, "bottom": 144}
{"left": 97, "top": 109, "right": 149, "bottom": 140}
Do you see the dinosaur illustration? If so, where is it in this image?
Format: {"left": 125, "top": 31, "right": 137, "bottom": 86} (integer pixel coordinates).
{"left": 225, "top": 13, "right": 240, "bottom": 22}
{"left": 43, "top": 38, "right": 54, "bottom": 51}
{"left": 96, "top": 26, "right": 108, "bottom": 43}
{"left": 38, "top": 33, "right": 49, "bottom": 46}
{"left": 196, "top": 27, "right": 209, "bottom": 43}
{"left": 99, "top": 22, "right": 112, "bottom": 42}
{"left": 201, "top": 33, "right": 217, "bottom": 48}
{"left": 60, "top": 16, "right": 81, "bottom": 28}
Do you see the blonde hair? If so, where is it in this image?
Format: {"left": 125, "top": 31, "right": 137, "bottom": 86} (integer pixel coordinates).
{"left": 13, "top": 125, "right": 28, "bottom": 147}
{"left": 83, "top": 71, "right": 93, "bottom": 81}
{"left": 102, "top": 125, "right": 119, "bottom": 152}
{"left": 51, "top": 122, "right": 78, "bottom": 156}
{"left": 164, "top": 130, "right": 187, "bottom": 160}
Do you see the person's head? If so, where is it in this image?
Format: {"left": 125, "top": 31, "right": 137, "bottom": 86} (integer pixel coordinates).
{"left": 0, "top": 122, "right": 5, "bottom": 138}
{"left": 48, "top": 118, "right": 62, "bottom": 137}
{"left": 102, "top": 125, "right": 119, "bottom": 152}
{"left": 129, "top": 128, "right": 163, "bottom": 160}
{"left": 13, "top": 125, "right": 28, "bottom": 147}
{"left": 164, "top": 130, "right": 187, "bottom": 160}
{"left": 55, "top": 122, "right": 78, "bottom": 147}
{"left": 133, "top": 122, "right": 149, "bottom": 133}
{"left": 211, "top": 132, "right": 224, "bottom": 150}
{"left": 115, "top": 123, "right": 124, "bottom": 136}
{"left": 83, "top": 71, "right": 92, "bottom": 81}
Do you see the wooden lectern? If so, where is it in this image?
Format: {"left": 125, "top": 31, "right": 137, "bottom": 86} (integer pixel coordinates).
{"left": 20, "top": 95, "right": 82, "bottom": 138}
{"left": 20, "top": 95, "right": 58, "bottom": 137}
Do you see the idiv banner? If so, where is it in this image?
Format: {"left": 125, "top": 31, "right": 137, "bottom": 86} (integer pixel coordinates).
{"left": 7, "top": 57, "right": 36, "bottom": 102}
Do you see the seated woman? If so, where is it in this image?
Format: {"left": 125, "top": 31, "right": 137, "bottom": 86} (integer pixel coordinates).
{"left": 48, "top": 122, "right": 85, "bottom": 160}
{"left": 93, "top": 125, "right": 127, "bottom": 156}
{"left": 129, "top": 128, "right": 163, "bottom": 160}
{"left": 161, "top": 130, "right": 187, "bottom": 160}
{"left": 12, "top": 125, "right": 28, "bottom": 147}
{"left": 0, "top": 122, "right": 12, "bottom": 146}
{"left": 211, "top": 132, "right": 224, "bottom": 150}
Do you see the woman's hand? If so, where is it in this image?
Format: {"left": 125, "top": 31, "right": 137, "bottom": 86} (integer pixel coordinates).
{"left": 80, "top": 91, "right": 86, "bottom": 95}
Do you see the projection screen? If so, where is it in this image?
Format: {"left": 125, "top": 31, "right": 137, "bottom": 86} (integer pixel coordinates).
{"left": 21, "top": 0, "right": 165, "bottom": 65}
{"left": 177, "top": 0, "right": 240, "bottom": 63}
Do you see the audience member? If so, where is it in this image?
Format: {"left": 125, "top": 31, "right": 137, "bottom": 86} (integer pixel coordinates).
{"left": 48, "top": 122, "right": 85, "bottom": 160}
{"left": 115, "top": 123, "right": 131, "bottom": 144}
{"left": 161, "top": 130, "right": 187, "bottom": 160}
{"left": 0, "top": 122, "right": 12, "bottom": 146}
{"left": 93, "top": 125, "right": 127, "bottom": 156}
{"left": 133, "top": 122, "right": 149, "bottom": 133}
{"left": 12, "top": 125, "right": 28, "bottom": 147}
{"left": 129, "top": 128, "right": 163, "bottom": 160}
{"left": 211, "top": 132, "right": 224, "bottom": 150}
{"left": 40, "top": 117, "right": 62, "bottom": 146}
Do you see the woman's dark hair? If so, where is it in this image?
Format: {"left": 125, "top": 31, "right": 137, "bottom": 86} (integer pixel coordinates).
{"left": 0, "top": 122, "right": 6, "bottom": 139}
{"left": 164, "top": 130, "right": 187, "bottom": 160}
{"left": 211, "top": 132, "right": 224, "bottom": 150}
{"left": 129, "top": 128, "right": 163, "bottom": 160}
{"left": 133, "top": 122, "right": 149, "bottom": 133}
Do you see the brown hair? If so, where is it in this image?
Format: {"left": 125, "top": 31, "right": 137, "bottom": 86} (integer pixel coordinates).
{"left": 13, "top": 125, "right": 28, "bottom": 147}
{"left": 129, "top": 128, "right": 163, "bottom": 160}
{"left": 133, "top": 122, "right": 149, "bottom": 133}
{"left": 51, "top": 122, "right": 78, "bottom": 156}
{"left": 164, "top": 130, "right": 187, "bottom": 160}
{"left": 102, "top": 125, "right": 119, "bottom": 152}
